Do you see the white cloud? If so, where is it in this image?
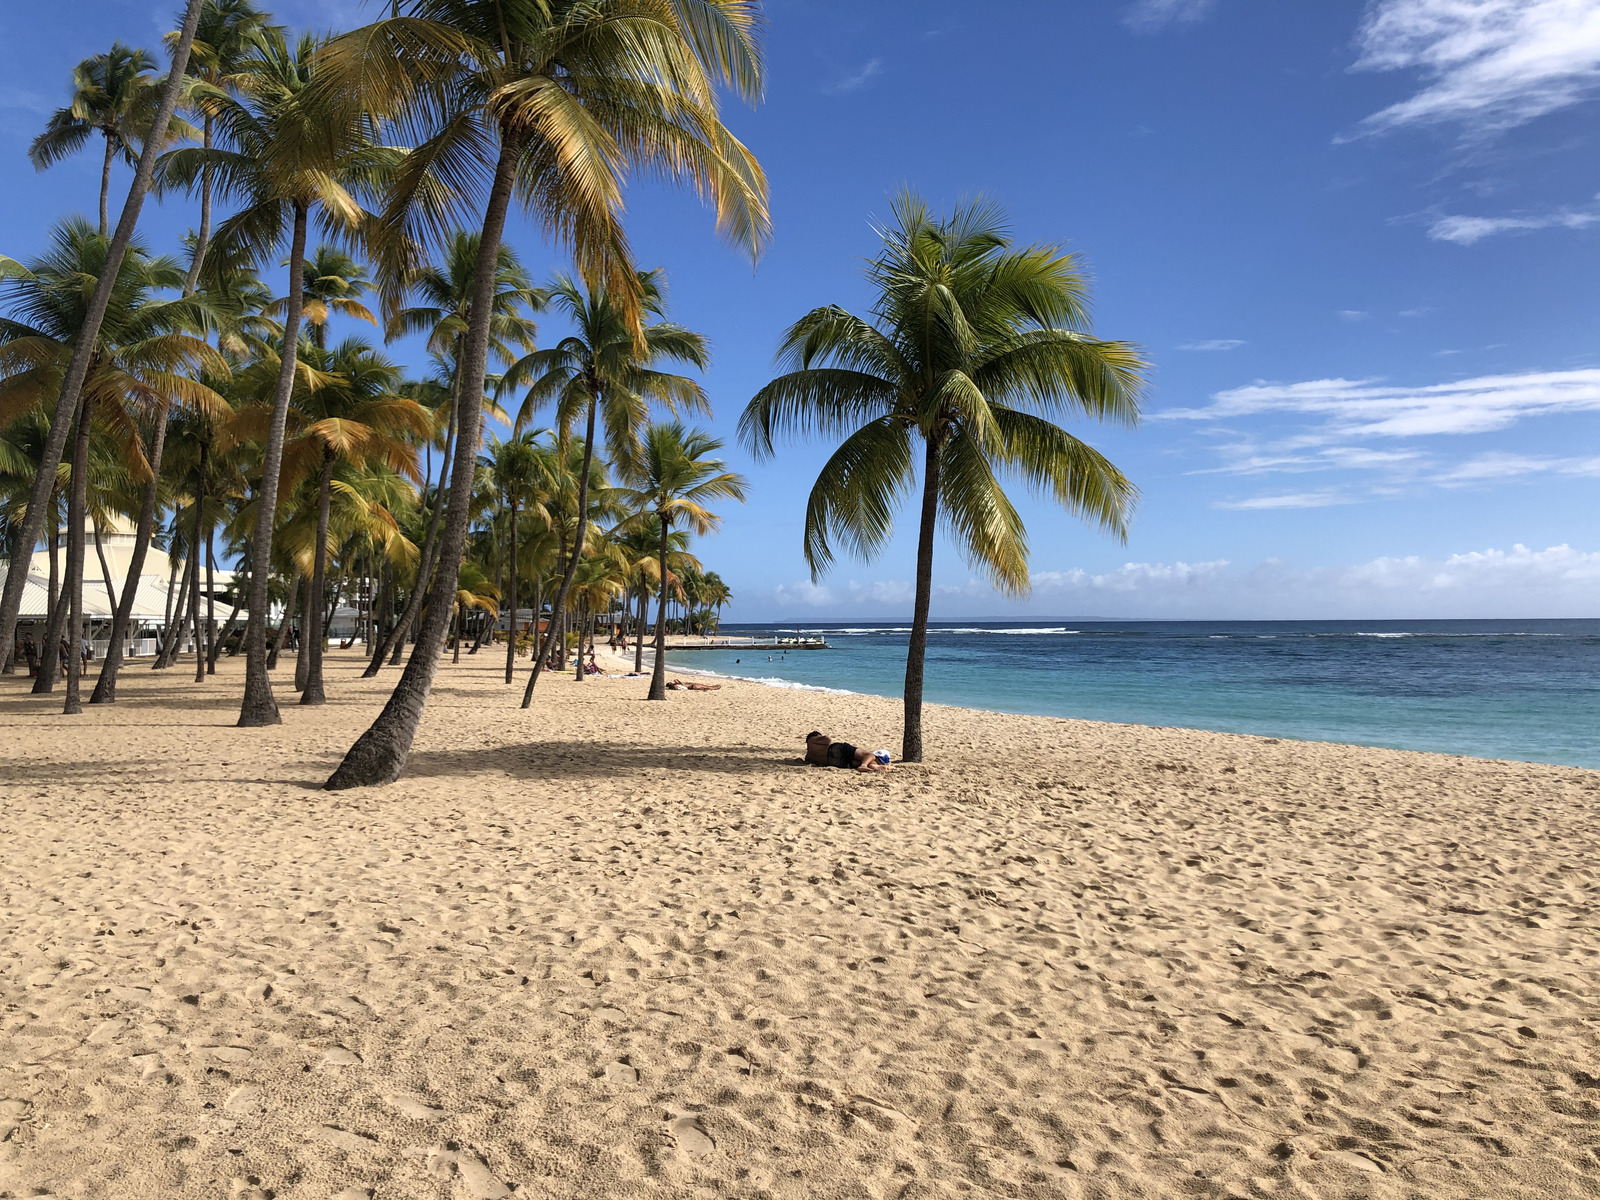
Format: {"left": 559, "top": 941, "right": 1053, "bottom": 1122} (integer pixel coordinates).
{"left": 1434, "top": 451, "right": 1600, "bottom": 483}
{"left": 1428, "top": 198, "right": 1600, "bottom": 243}
{"left": 821, "top": 58, "right": 883, "bottom": 96}
{"left": 1178, "top": 339, "right": 1246, "bottom": 351}
{"left": 1339, "top": 309, "right": 1371, "bottom": 322}
{"left": 1213, "top": 491, "right": 1355, "bottom": 510}
{"left": 1347, "top": 0, "right": 1600, "bottom": 138}
{"left": 1122, "top": 0, "right": 1218, "bottom": 33}
{"left": 1028, "top": 544, "right": 1600, "bottom": 617}
{"left": 1160, "top": 367, "right": 1600, "bottom": 438}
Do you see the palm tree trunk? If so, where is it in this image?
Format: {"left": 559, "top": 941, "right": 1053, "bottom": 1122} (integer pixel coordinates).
{"left": 183, "top": 114, "right": 214, "bottom": 295}
{"left": 452, "top": 604, "right": 462, "bottom": 663}
{"left": 238, "top": 199, "right": 308, "bottom": 726}
{"left": 302, "top": 446, "right": 334, "bottom": 705}
{"left": 0, "top": 522, "right": 21, "bottom": 673}
{"left": 634, "top": 586, "right": 647, "bottom": 675}
{"left": 523, "top": 529, "right": 569, "bottom": 701}
{"left": 269, "top": 571, "right": 299, "bottom": 670}
{"left": 573, "top": 596, "right": 586, "bottom": 682}
{"left": 159, "top": 550, "right": 195, "bottom": 669}
{"left": 63, "top": 392, "right": 95, "bottom": 713}
{"left": 210, "top": 589, "right": 244, "bottom": 669}
{"left": 204, "top": 486, "right": 217, "bottom": 676}
{"left": 326, "top": 130, "right": 525, "bottom": 789}
{"left": 648, "top": 516, "right": 671, "bottom": 700}
{"left": 93, "top": 519, "right": 118, "bottom": 615}
{"left": 901, "top": 436, "right": 942, "bottom": 764}
{"left": 368, "top": 560, "right": 390, "bottom": 662}
{"left": 294, "top": 573, "right": 312, "bottom": 691}
{"left": 504, "top": 496, "right": 518, "bottom": 683}
{"left": 521, "top": 397, "right": 598, "bottom": 708}
{"left": 0, "top": 0, "right": 203, "bottom": 669}
{"left": 154, "top": 521, "right": 179, "bottom": 665}
{"left": 98, "top": 135, "right": 114, "bottom": 239}
{"left": 33, "top": 586, "right": 69, "bottom": 693}
{"left": 365, "top": 365, "right": 458, "bottom": 677}
{"left": 192, "top": 449, "right": 206, "bottom": 684}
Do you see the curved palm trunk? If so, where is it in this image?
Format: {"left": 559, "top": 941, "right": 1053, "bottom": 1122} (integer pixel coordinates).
{"left": 93, "top": 520, "right": 118, "bottom": 614}
{"left": 521, "top": 397, "right": 598, "bottom": 708}
{"left": 91, "top": 407, "right": 167, "bottom": 701}
{"left": 901, "top": 436, "right": 942, "bottom": 763}
{"left": 154, "top": 529, "right": 180, "bottom": 668}
{"left": 98, "top": 135, "right": 114, "bottom": 239}
{"left": 365, "top": 372, "right": 458, "bottom": 677}
{"left": 326, "top": 132, "right": 524, "bottom": 789}
{"left": 238, "top": 200, "right": 308, "bottom": 726}
{"left": 182, "top": 115, "right": 214, "bottom": 295}
{"left": 648, "top": 516, "right": 671, "bottom": 700}
{"left": 503, "top": 496, "right": 518, "bottom": 683}
{"left": 0, "top": 0, "right": 202, "bottom": 669}
{"left": 301, "top": 446, "right": 334, "bottom": 705}
{"left": 63, "top": 392, "right": 96, "bottom": 713}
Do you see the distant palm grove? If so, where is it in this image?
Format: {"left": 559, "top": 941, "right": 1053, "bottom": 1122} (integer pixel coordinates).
{"left": 0, "top": 0, "right": 1144, "bottom": 785}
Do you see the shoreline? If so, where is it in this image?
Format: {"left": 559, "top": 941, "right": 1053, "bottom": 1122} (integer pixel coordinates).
{"left": 2, "top": 651, "right": 1597, "bottom": 1198}
{"left": 627, "top": 643, "right": 1592, "bottom": 770}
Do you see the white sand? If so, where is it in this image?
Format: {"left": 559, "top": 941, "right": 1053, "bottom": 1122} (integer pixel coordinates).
{"left": 2, "top": 649, "right": 1597, "bottom": 1199}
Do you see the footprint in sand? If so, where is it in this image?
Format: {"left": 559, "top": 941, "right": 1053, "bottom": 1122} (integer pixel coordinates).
{"left": 320, "top": 1046, "right": 363, "bottom": 1068}
{"left": 313, "top": 1125, "right": 381, "bottom": 1154}
{"left": 665, "top": 1108, "right": 715, "bottom": 1160}
{"left": 205, "top": 1045, "right": 254, "bottom": 1063}
{"left": 425, "top": 1147, "right": 512, "bottom": 1199}
{"left": 331, "top": 1189, "right": 372, "bottom": 1200}
{"left": 0, "top": 1098, "right": 33, "bottom": 1140}
{"left": 229, "top": 1178, "right": 272, "bottom": 1200}
{"left": 383, "top": 1094, "right": 447, "bottom": 1122}
{"left": 224, "top": 1085, "right": 266, "bottom": 1116}
{"left": 604, "top": 1060, "right": 638, "bottom": 1086}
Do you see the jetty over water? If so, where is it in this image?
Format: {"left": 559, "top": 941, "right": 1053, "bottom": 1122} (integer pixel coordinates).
{"left": 660, "top": 635, "right": 830, "bottom": 651}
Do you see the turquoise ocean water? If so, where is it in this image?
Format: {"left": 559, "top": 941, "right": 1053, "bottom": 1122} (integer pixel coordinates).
{"left": 658, "top": 620, "right": 1600, "bottom": 769}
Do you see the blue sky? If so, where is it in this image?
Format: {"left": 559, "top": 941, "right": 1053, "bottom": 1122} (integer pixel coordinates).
{"left": 1, "top": 0, "right": 1597, "bottom": 618}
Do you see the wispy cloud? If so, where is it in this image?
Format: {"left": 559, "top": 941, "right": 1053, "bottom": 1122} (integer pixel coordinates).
{"left": 1214, "top": 491, "right": 1355, "bottom": 510}
{"left": 1434, "top": 451, "right": 1600, "bottom": 484}
{"left": 821, "top": 58, "right": 883, "bottom": 96}
{"left": 1028, "top": 544, "right": 1600, "bottom": 618}
{"left": 1345, "top": 0, "right": 1600, "bottom": 139}
{"left": 1122, "top": 0, "right": 1218, "bottom": 34}
{"left": 1161, "top": 368, "right": 1600, "bottom": 438}
{"left": 1177, "top": 339, "right": 1245, "bottom": 351}
{"left": 1338, "top": 310, "right": 1371, "bottom": 322}
{"left": 1428, "top": 196, "right": 1600, "bottom": 243}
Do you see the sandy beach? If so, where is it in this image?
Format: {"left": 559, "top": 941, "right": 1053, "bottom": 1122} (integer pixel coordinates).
{"left": 1, "top": 650, "right": 1597, "bottom": 1200}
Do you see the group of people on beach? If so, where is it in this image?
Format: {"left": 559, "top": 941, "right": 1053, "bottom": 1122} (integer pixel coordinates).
{"left": 18, "top": 633, "right": 91, "bottom": 678}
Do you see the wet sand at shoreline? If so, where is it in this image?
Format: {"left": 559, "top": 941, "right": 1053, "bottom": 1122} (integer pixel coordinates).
{"left": 2, "top": 649, "right": 1597, "bottom": 1199}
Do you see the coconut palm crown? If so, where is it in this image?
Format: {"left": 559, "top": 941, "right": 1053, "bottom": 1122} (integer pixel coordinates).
{"left": 739, "top": 190, "right": 1147, "bottom": 762}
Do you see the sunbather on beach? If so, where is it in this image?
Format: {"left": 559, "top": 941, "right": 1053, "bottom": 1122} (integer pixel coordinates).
{"left": 804, "top": 731, "right": 890, "bottom": 772}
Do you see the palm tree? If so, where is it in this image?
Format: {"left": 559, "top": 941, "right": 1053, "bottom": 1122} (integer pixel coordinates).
{"left": 364, "top": 233, "right": 540, "bottom": 677}
{"left": 30, "top": 44, "right": 199, "bottom": 238}
{"left": 504, "top": 270, "right": 709, "bottom": 706}
{"left": 267, "top": 245, "right": 377, "bottom": 351}
{"left": 264, "top": 338, "right": 430, "bottom": 703}
{"left": 157, "top": 26, "right": 393, "bottom": 726}
{"left": 483, "top": 430, "right": 545, "bottom": 684}
{"left": 320, "top": 0, "right": 770, "bottom": 789}
{"left": 740, "top": 193, "right": 1147, "bottom": 762}
{"left": 449, "top": 559, "right": 498, "bottom": 663}
{"left": 0, "top": 219, "right": 227, "bottom": 712}
{"left": 172, "top": 0, "right": 279, "bottom": 294}
{"left": 618, "top": 422, "right": 746, "bottom": 701}
{"left": 0, "top": 0, "right": 205, "bottom": 676}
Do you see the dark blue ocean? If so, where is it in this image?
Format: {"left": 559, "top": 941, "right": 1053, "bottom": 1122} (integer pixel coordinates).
{"left": 664, "top": 620, "right": 1600, "bottom": 769}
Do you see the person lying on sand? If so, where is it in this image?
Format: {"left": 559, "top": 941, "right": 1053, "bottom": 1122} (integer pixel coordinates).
{"left": 804, "top": 731, "right": 891, "bottom": 772}
{"left": 667, "top": 678, "right": 721, "bottom": 691}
